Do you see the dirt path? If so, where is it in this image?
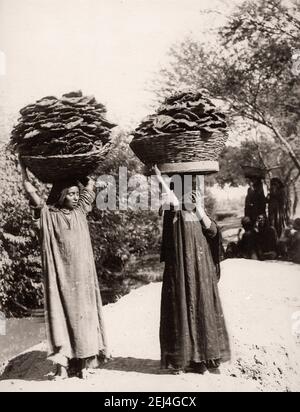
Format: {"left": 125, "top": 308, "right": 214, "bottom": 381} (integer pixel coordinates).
{"left": 0, "top": 259, "right": 300, "bottom": 392}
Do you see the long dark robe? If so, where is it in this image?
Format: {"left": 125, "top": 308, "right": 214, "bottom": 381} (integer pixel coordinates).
{"left": 237, "top": 230, "right": 259, "bottom": 259}
{"left": 160, "top": 209, "right": 231, "bottom": 369}
{"left": 256, "top": 225, "right": 278, "bottom": 259}
{"left": 268, "top": 191, "right": 289, "bottom": 238}
{"left": 244, "top": 187, "right": 266, "bottom": 224}
{"left": 37, "top": 188, "right": 107, "bottom": 364}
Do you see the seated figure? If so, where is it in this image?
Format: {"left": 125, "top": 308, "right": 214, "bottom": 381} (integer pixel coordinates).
{"left": 288, "top": 218, "right": 300, "bottom": 264}
{"left": 255, "top": 214, "right": 278, "bottom": 260}
{"left": 237, "top": 216, "right": 258, "bottom": 259}
{"left": 277, "top": 223, "right": 293, "bottom": 260}
{"left": 224, "top": 216, "right": 258, "bottom": 260}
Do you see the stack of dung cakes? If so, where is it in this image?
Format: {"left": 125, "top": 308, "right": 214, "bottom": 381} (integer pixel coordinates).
{"left": 11, "top": 91, "right": 116, "bottom": 183}
{"left": 130, "top": 89, "right": 229, "bottom": 174}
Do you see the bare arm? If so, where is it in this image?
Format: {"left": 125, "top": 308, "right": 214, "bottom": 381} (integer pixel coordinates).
{"left": 77, "top": 176, "right": 96, "bottom": 213}
{"left": 153, "top": 165, "right": 179, "bottom": 209}
{"left": 153, "top": 165, "right": 171, "bottom": 194}
{"left": 193, "top": 191, "right": 212, "bottom": 230}
{"left": 196, "top": 207, "right": 212, "bottom": 230}
{"left": 19, "top": 157, "right": 42, "bottom": 207}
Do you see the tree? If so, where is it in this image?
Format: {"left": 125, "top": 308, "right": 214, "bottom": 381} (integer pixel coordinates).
{"left": 210, "top": 145, "right": 247, "bottom": 187}
{"left": 154, "top": 0, "right": 300, "bottom": 183}
{"left": 219, "top": 0, "right": 300, "bottom": 169}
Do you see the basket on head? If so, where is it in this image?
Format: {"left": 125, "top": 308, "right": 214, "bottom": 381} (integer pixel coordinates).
{"left": 21, "top": 145, "right": 110, "bottom": 183}
{"left": 241, "top": 165, "right": 267, "bottom": 179}
{"left": 130, "top": 130, "right": 228, "bottom": 174}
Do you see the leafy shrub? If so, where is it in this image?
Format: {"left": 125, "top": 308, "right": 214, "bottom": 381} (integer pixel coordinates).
{"left": 0, "top": 147, "right": 45, "bottom": 316}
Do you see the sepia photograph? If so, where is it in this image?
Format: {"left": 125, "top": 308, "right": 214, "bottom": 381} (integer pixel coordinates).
{"left": 0, "top": 0, "right": 300, "bottom": 395}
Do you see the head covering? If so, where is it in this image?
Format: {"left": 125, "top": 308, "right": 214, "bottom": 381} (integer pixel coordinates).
{"left": 241, "top": 216, "right": 253, "bottom": 231}
{"left": 47, "top": 179, "right": 80, "bottom": 208}
{"left": 270, "top": 177, "right": 284, "bottom": 188}
{"left": 293, "top": 218, "right": 300, "bottom": 231}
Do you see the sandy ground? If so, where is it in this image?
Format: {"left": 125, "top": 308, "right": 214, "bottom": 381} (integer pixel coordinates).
{"left": 0, "top": 259, "right": 300, "bottom": 392}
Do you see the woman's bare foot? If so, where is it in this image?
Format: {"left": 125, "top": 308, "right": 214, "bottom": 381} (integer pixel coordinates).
{"left": 172, "top": 368, "right": 184, "bottom": 375}
{"left": 206, "top": 359, "right": 221, "bottom": 374}
{"left": 165, "top": 365, "right": 184, "bottom": 375}
{"left": 77, "top": 367, "right": 89, "bottom": 380}
{"left": 51, "top": 365, "right": 69, "bottom": 380}
{"left": 186, "top": 362, "right": 207, "bottom": 374}
{"left": 208, "top": 367, "right": 221, "bottom": 375}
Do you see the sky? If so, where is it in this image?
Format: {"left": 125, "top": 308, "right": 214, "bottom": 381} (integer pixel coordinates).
{"left": 0, "top": 0, "right": 240, "bottom": 133}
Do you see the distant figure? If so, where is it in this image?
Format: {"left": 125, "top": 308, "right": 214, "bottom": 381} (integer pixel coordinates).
{"left": 255, "top": 214, "right": 278, "bottom": 260}
{"left": 224, "top": 241, "right": 238, "bottom": 259}
{"left": 267, "top": 178, "right": 290, "bottom": 238}
{"left": 224, "top": 216, "right": 258, "bottom": 260}
{"left": 289, "top": 218, "right": 300, "bottom": 264}
{"left": 237, "top": 216, "right": 258, "bottom": 259}
{"left": 244, "top": 178, "right": 267, "bottom": 225}
{"left": 277, "top": 225, "right": 293, "bottom": 260}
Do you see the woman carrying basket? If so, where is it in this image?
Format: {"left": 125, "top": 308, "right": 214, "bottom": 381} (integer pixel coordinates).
{"left": 20, "top": 160, "right": 108, "bottom": 379}
{"left": 154, "top": 165, "right": 230, "bottom": 375}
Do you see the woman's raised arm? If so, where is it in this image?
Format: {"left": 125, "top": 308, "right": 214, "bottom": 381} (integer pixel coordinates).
{"left": 153, "top": 165, "right": 179, "bottom": 210}
{"left": 193, "top": 191, "right": 216, "bottom": 233}
{"left": 19, "top": 157, "right": 42, "bottom": 207}
{"left": 76, "top": 176, "right": 96, "bottom": 213}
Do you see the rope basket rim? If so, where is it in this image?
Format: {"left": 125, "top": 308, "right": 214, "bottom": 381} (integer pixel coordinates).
{"left": 19, "top": 145, "right": 110, "bottom": 161}
{"left": 241, "top": 165, "right": 267, "bottom": 177}
{"left": 241, "top": 164, "right": 267, "bottom": 170}
{"left": 130, "top": 129, "right": 228, "bottom": 143}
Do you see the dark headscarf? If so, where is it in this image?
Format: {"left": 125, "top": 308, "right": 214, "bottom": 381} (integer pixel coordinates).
{"left": 270, "top": 177, "right": 284, "bottom": 189}
{"left": 47, "top": 179, "right": 80, "bottom": 208}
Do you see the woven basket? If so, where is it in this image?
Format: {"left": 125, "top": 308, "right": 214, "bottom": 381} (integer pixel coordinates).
{"left": 21, "top": 145, "right": 110, "bottom": 183}
{"left": 242, "top": 165, "right": 267, "bottom": 179}
{"left": 129, "top": 130, "right": 228, "bottom": 166}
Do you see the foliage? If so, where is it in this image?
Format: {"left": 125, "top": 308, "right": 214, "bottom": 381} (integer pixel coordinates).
{"left": 0, "top": 131, "right": 161, "bottom": 316}
{"left": 154, "top": 0, "right": 300, "bottom": 182}
{"left": 90, "top": 129, "right": 161, "bottom": 279}
{"left": 0, "top": 147, "right": 45, "bottom": 316}
{"left": 210, "top": 145, "right": 247, "bottom": 188}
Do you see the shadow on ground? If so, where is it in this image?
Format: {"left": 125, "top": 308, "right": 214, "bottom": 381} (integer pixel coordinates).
{"left": 0, "top": 351, "right": 55, "bottom": 381}
{"left": 0, "top": 351, "right": 169, "bottom": 381}
{"left": 101, "top": 357, "right": 166, "bottom": 375}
